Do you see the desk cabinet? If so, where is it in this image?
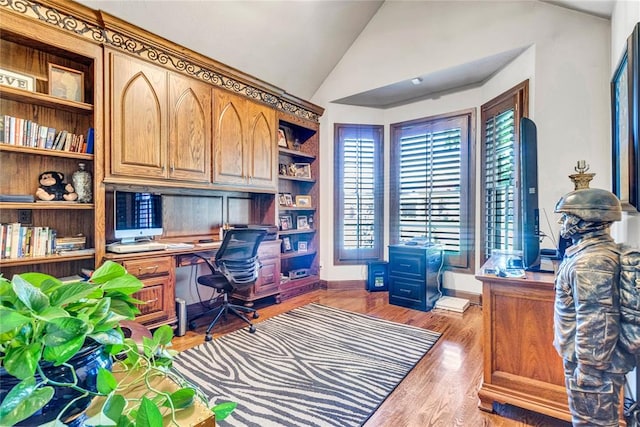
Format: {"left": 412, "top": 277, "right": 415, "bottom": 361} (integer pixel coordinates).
{"left": 233, "top": 240, "right": 281, "bottom": 303}
{"left": 122, "top": 255, "right": 177, "bottom": 328}
{"left": 388, "top": 244, "right": 442, "bottom": 311}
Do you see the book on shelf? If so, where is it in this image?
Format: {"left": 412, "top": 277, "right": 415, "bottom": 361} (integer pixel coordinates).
{"left": 0, "top": 223, "right": 56, "bottom": 259}
{"left": 0, "top": 194, "right": 35, "bottom": 202}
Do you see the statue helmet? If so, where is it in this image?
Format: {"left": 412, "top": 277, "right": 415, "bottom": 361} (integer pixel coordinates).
{"left": 554, "top": 188, "right": 622, "bottom": 222}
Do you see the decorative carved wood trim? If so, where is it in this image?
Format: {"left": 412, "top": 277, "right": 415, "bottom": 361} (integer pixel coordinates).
{"left": 0, "top": 0, "right": 324, "bottom": 122}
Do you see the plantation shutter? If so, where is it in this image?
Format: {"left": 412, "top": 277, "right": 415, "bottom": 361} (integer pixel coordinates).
{"left": 398, "top": 121, "right": 462, "bottom": 252}
{"left": 334, "top": 125, "right": 383, "bottom": 263}
{"left": 483, "top": 108, "right": 516, "bottom": 259}
{"left": 343, "top": 135, "right": 375, "bottom": 250}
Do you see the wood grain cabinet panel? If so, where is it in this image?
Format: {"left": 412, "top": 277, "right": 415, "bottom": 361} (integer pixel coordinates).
{"left": 213, "top": 89, "right": 277, "bottom": 190}
{"left": 108, "top": 50, "right": 212, "bottom": 183}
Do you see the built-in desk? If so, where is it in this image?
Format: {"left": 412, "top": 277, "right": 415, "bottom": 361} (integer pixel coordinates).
{"left": 476, "top": 268, "right": 627, "bottom": 425}
{"left": 104, "top": 240, "right": 281, "bottom": 328}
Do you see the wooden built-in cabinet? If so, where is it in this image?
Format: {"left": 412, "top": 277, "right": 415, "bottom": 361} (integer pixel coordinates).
{"left": 1, "top": 0, "right": 324, "bottom": 325}
{"left": 0, "top": 9, "right": 104, "bottom": 278}
{"left": 107, "top": 51, "right": 212, "bottom": 184}
{"left": 277, "top": 115, "right": 321, "bottom": 300}
{"left": 213, "top": 90, "right": 277, "bottom": 190}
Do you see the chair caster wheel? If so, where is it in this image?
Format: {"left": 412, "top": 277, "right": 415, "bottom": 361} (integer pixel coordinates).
{"left": 248, "top": 325, "right": 256, "bottom": 333}
{"left": 205, "top": 334, "right": 213, "bottom": 342}
{"left": 252, "top": 312, "right": 259, "bottom": 319}
{"left": 188, "top": 321, "right": 197, "bottom": 330}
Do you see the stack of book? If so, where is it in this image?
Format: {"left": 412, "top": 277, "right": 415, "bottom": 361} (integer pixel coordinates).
{"left": 0, "top": 223, "right": 56, "bottom": 259}
{"left": 55, "top": 235, "right": 86, "bottom": 252}
{"left": 0, "top": 115, "right": 94, "bottom": 154}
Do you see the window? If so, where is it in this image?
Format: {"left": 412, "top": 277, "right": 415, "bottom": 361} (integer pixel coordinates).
{"left": 334, "top": 124, "right": 384, "bottom": 264}
{"left": 480, "top": 81, "right": 528, "bottom": 264}
{"left": 390, "top": 109, "right": 475, "bottom": 272}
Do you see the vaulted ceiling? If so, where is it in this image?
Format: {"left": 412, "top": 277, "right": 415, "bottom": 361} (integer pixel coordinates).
{"left": 77, "top": 0, "right": 614, "bottom": 108}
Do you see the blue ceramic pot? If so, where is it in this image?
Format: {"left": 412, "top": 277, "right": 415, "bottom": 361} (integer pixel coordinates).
{"left": 0, "top": 341, "right": 112, "bottom": 426}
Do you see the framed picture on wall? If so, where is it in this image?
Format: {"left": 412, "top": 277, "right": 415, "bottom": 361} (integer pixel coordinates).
{"left": 611, "top": 22, "right": 639, "bottom": 212}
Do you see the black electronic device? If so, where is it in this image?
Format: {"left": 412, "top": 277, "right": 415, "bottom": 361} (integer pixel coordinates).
{"left": 520, "top": 117, "right": 541, "bottom": 271}
{"left": 367, "top": 261, "right": 388, "bottom": 292}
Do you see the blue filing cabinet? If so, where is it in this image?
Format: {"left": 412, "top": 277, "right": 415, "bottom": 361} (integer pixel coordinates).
{"left": 388, "top": 244, "right": 443, "bottom": 311}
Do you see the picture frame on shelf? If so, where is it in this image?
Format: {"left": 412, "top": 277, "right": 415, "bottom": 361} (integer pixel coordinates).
{"left": 283, "top": 193, "right": 293, "bottom": 207}
{"left": 611, "top": 22, "right": 640, "bottom": 212}
{"left": 279, "top": 163, "right": 288, "bottom": 176}
{"left": 282, "top": 236, "right": 293, "bottom": 252}
{"left": 279, "top": 214, "right": 293, "bottom": 231}
{"left": 295, "top": 195, "right": 312, "bottom": 207}
{"left": 278, "top": 127, "right": 288, "bottom": 148}
{"left": 298, "top": 241, "right": 308, "bottom": 252}
{"left": 278, "top": 193, "right": 291, "bottom": 206}
{"left": 294, "top": 163, "right": 312, "bottom": 179}
{"left": 0, "top": 68, "right": 35, "bottom": 92}
{"left": 48, "top": 64, "right": 84, "bottom": 102}
{"left": 297, "top": 215, "right": 309, "bottom": 230}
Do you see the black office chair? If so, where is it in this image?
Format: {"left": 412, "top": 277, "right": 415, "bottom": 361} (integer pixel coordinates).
{"left": 188, "top": 228, "right": 267, "bottom": 341}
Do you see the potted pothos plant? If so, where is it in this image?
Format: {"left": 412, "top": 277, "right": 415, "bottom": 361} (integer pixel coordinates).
{"left": 0, "top": 260, "right": 236, "bottom": 426}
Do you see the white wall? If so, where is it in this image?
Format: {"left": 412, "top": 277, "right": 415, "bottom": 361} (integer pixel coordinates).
{"left": 313, "top": 1, "right": 615, "bottom": 293}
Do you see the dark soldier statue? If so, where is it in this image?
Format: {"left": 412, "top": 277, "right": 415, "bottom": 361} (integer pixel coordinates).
{"left": 553, "top": 188, "right": 636, "bottom": 426}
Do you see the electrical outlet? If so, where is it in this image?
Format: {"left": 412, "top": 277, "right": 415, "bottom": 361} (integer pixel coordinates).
{"left": 18, "top": 209, "right": 32, "bottom": 224}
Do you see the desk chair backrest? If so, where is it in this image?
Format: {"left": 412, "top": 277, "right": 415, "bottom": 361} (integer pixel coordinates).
{"left": 214, "top": 228, "right": 267, "bottom": 288}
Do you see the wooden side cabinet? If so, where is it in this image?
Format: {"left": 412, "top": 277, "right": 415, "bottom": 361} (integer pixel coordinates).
{"left": 476, "top": 269, "right": 571, "bottom": 422}
{"left": 233, "top": 240, "right": 281, "bottom": 304}
{"left": 388, "top": 244, "right": 442, "bottom": 312}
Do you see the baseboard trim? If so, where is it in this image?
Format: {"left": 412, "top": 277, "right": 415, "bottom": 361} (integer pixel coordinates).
{"left": 324, "top": 280, "right": 366, "bottom": 290}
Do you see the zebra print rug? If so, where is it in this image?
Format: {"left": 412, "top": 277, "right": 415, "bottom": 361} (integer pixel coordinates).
{"left": 173, "top": 303, "right": 441, "bottom": 427}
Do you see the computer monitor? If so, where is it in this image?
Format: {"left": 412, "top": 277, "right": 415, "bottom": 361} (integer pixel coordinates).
{"left": 114, "top": 191, "right": 163, "bottom": 244}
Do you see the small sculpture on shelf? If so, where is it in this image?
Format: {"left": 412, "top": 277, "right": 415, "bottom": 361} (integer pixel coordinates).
{"left": 35, "top": 171, "right": 77, "bottom": 201}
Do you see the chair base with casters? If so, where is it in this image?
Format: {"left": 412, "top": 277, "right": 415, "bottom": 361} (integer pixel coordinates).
{"left": 188, "top": 287, "right": 260, "bottom": 341}
{"left": 187, "top": 228, "right": 267, "bottom": 341}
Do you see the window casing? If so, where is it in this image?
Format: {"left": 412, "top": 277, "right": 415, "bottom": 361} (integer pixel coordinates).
{"left": 480, "top": 81, "right": 529, "bottom": 265}
{"left": 334, "top": 124, "right": 384, "bottom": 264}
{"left": 390, "top": 109, "right": 475, "bottom": 272}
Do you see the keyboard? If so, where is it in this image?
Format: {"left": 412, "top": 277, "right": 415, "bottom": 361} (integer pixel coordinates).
{"left": 107, "top": 242, "right": 167, "bottom": 253}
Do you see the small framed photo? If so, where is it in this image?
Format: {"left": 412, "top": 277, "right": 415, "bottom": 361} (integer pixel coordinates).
{"left": 298, "top": 241, "right": 308, "bottom": 252}
{"left": 297, "top": 215, "right": 309, "bottom": 230}
{"left": 282, "top": 236, "right": 293, "bottom": 252}
{"left": 278, "top": 193, "right": 288, "bottom": 206}
{"left": 295, "top": 195, "right": 312, "bottom": 207}
{"left": 0, "top": 68, "right": 35, "bottom": 91}
{"left": 279, "top": 214, "right": 293, "bottom": 231}
{"left": 279, "top": 163, "right": 288, "bottom": 176}
{"left": 49, "top": 64, "right": 84, "bottom": 102}
{"left": 294, "top": 163, "right": 311, "bottom": 179}
{"left": 283, "top": 193, "right": 293, "bottom": 206}
{"left": 278, "top": 127, "right": 288, "bottom": 147}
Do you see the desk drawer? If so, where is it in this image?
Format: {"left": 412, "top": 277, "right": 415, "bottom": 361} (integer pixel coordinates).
{"left": 134, "top": 276, "right": 171, "bottom": 325}
{"left": 389, "top": 253, "right": 426, "bottom": 280}
{"left": 258, "top": 240, "right": 281, "bottom": 259}
{"left": 123, "top": 256, "right": 172, "bottom": 278}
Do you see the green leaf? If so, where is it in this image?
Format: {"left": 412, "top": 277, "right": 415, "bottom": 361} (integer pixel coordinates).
{"left": 49, "top": 282, "right": 99, "bottom": 306}
{"left": 108, "top": 299, "right": 139, "bottom": 319}
{"left": 43, "top": 317, "right": 89, "bottom": 347}
{"left": 90, "top": 261, "right": 127, "bottom": 284}
{"left": 136, "top": 397, "right": 163, "bottom": 427}
{"left": 0, "top": 378, "right": 54, "bottom": 426}
{"left": 36, "top": 306, "right": 70, "bottom": 321}
{"left": 142, "top": 336, "right": 156, "bottom": 358}
{"left": 88, "top": 297, "right": 111, "bottom": 323}
{"left": 102, "top": 274, "right": 144, "bottom": 296}
{"left": 103, "top": 394, "right": 126, "bottom": 423}
{"left": 12, "top": 275, "right": 50, "bottom": 313}
{"left": 153, "top": 325, "right": 173, "bottom": 346}
{"left": 212, "top": 401, "right": 237, "bottom": 421}
{"left": 0, "top": 306, "right": 30, "bottom": 334}
{"left": 42, "top": 335, "right": 84, "bottom": 365}
{"left": 90, "top": 328, "right": 124, "bottom": 346}
{"left": 3, "top": 343, "right": 41, "bottom": 379}
{"left": 162, "top": 388, "right": 195, "bottom": 409}
{"left": 18, "top": 272, "right": 57, "bottom": 288}
{"left": 97, "top": 368, "right": 118, "bottom": 394}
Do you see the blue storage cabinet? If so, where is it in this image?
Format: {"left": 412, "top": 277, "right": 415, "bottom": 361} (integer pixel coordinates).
{"left": 388, "top": 244, "right": 442, "bottom": 311}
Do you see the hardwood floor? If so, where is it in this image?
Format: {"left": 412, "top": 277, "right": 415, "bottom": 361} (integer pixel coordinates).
{"left": 172, "top": 289, "right": 570, "bottom": 427}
